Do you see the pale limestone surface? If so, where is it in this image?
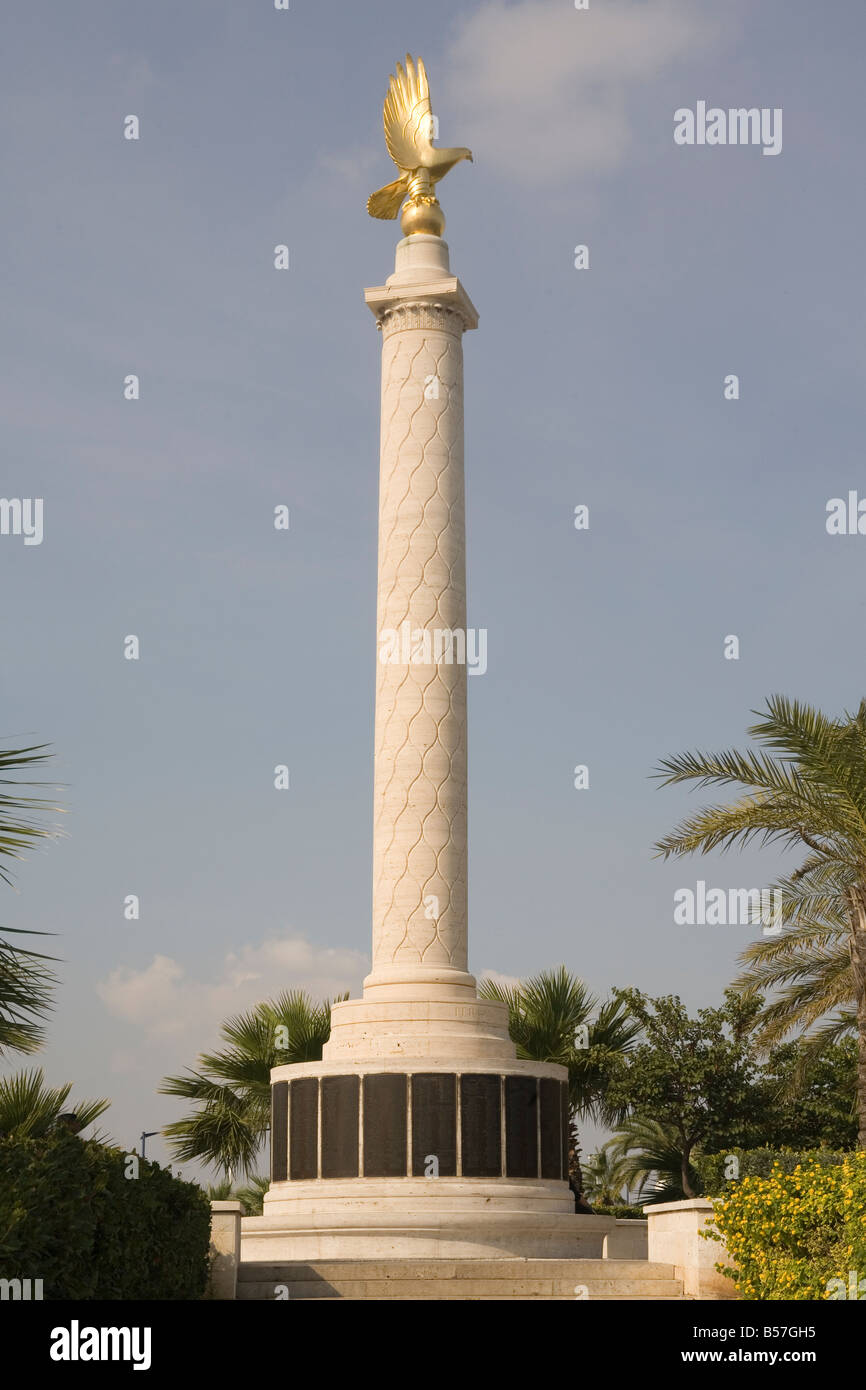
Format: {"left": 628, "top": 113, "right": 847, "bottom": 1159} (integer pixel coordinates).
{"left": 236, "top": 1258, "right": 683, "bottom": 1300}
{"left": 322, "top": 235, "right": 517, "bottom": 1063}
{"left": 242, "top": 1212, "right": 611, "bottom": 1262}
{"left": 243, "top": 235, "right": 581, "bottom": 1262}
{"left": 209, "top": 1201, "right": 243, "bottom": 1300}
{"left": 322, "top": 997, "right": 514, "bottom": 1060}
{"left": 645, "top": 1199, "right": 738, "bottom": 1300}
{"left": 366, "top": 234, "right": 477, "bottom": 1003}
{"left": 603, "top": 1219, "right": 649, "bottom": 1260}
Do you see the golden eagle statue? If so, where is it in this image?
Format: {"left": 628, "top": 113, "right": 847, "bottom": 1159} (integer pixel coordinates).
{"left": 367, "top": 55, "right": 472, "bottom": 237}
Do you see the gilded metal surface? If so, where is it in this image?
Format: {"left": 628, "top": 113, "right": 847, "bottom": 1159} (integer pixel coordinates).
{"left": 367, "top": 55, "right": 472, "bottom": 235}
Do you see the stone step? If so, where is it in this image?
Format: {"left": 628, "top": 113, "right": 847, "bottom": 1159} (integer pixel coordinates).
{"left": 236, "top": 1258, "right": 682, "bottom": 1301}
{"left": 238, "top": 1258, "right": 674, "bottom": 1282}
{"left": 238, "top": 1279, "right": 682, "bottom": 1300}
{"left": 239, "top": 1284, "right": 683, "bottom": 1295}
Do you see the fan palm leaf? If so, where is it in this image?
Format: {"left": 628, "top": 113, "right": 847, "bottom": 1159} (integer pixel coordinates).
{"left": 0, "top": 743, "right": 63, "bottom": 1055}
{"left": 0, "top": 1067, "right": 110, "bottom": 1140}
{"left": 609, "top": 1117, "right": 702, "bottom": 1204}
{"left": 479, "top": 967, "right": 639, "bottom": 1191}
{"left": 583, "top": 1141, "right": 632, "bottom": 1207}
{"left": 654, "top": 694, "right": 866, "bottom": 1144}
{"left": 159, "top": 989, "right": 344, "bottom": 1177}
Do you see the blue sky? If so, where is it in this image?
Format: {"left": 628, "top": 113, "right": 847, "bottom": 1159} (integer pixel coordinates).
{"left": 2, "top": 0, "right": 864, "bottom": 1173}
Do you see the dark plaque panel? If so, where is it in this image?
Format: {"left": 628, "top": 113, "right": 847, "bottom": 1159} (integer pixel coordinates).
{"left": 460, "top": 1073, "right": 502, "bottom": 1177}
{"left": 271, "top": 1080, "right": 289, "bottom": 1183}
{"left": 505, "top": 1075, "right": 538, "bottom": 1178}
{"left": 560, "top": 1081, "right": 569, "bottom": 1182}
{"left": 363, "top": 1073, "right": 407, "bottom": 1177}
{"left": 539, "top": 1077, "right": 562, "bottom": 1180}
{"left": 321, "top": 1074, "right": 360, "bottom": 1178}
{"left": 289, "top": 1078, "right": 318, "bottom": 1180}
{"left": 412, "top": 1073, "right": 457, "bottom": 1177}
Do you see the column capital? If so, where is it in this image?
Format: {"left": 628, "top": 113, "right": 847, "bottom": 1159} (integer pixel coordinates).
{"left": 364, "top": 277, "right": 478, "bottom": 335}
{"left": 364, "top": 232, "right": 478, "bottom": 334}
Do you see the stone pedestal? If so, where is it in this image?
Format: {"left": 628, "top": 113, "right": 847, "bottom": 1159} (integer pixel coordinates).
{"left": 242, "top": 234, "right": 591, "bottom": 1261}
{"left": 209, "top": 1201, "right": 243, "bottom": 1299}
{"left": 645, "top": 1199, "right": 738, "bottom": 1300}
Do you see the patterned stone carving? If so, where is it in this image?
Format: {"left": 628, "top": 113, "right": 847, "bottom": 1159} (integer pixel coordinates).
{"left": 377, "top": 301, "right": 470, "bottom": 336}
{"left": 371, "top": 312, "right": 469, "bottom": 973}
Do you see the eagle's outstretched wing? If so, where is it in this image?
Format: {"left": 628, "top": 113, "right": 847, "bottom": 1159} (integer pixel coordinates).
{"left": 367, "top": 178, "right": 408, "bottom": 220}
{"left": 383, "top": 55, "right": 433, "bottom": 172}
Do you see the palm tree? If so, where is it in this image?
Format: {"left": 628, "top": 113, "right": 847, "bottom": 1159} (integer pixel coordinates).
{"left": 654, "top": 695, "right": 866, "bottom": 1145}
{"left": 160, "top": 989, "right": 344, "bottom": 1177}
{"left": 204, "top": 1177, "right": 235, "bottom": 1202}
{"left": 0, "top": 1067, "right": 109, "bottom": 1140}
{"left": 608, "top": 1116, "right": 703, "bottom": 1204}
{"left": 734, "top": 910, "right": 854, "bottom": 1053}
{"left": 204, "top": 1173, "right": 268, "bottom": 1214}
{"left": 0, "top": 743, "right": 62, "bottom": 1055}
{"left": 232, "top": 1173, "right": 269, "bottom": 1216}
{"left": 0, "top": 746, "right": 106, "bottom": 1150}
{"left": 479, "top": 967, "right": 640, "bottom": 1193}
{"left": 582, "top": 1140, "right": 631, "bottom": 1207}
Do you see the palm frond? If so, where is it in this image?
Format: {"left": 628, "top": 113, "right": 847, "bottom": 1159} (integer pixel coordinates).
{"left": 0, "top": 1067, "right": 110, "bottom": 1139}
{"left": 159, "top": 988, "right": 342, "bottom": 1175}
{"left": 608, "top": 1116, "right": 702, "bottom": 1204}
{"left": 0, "top": 743, "right": 65, "bottom": 885}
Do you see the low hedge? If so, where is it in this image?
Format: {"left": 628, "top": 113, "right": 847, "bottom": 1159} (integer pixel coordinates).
{"left": 0, "top": 1129, "right": 210, "bottom": 1299}
{"left": 591, "top": 1204, "right": 646, "bottom": 1219}
{"left": 695, "top": 1147, "right": 849, "bottom": 1197}
{"left": 704, "top": 1151, "right": 866, "bottom": 1300}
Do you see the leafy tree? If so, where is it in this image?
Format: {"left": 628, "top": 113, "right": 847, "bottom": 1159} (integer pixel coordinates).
{"left": 606, "top": 989, "right": 762, "bottom": 1197}
{"left": 749, "top": 1038, "right": 857, "bottom": 1150}
{"left": 479, "top": 967, "right": 639, "bottom": 1192}
{"left": 654, "top": 695, "right": 866, "bottom": 1145}
{"left": 160, "top": 990, "right": 343, "bottom": 1177}
{"left": 601, "top": 1004, "right": 856, "bottom": 1196}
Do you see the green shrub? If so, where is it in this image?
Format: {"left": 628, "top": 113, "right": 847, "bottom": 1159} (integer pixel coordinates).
{"left": 695, "top": 1147, "right": 849, "bottom": 1197}
{"left": 0, "top": 1130, "right": 210, "bottom": 1299}
{"left": 592, "top": 1204, "right": 646, "bottom": 1219}
{"left": 705, "top": 1151, "right": 866, "bottom": 1300}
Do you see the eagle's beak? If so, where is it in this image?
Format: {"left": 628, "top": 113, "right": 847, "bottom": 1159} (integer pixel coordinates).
{"left": 467, "top": 151, "right": 474, "bottom": 162}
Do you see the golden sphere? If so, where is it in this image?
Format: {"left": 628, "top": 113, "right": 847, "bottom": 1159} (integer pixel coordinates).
{"left": 401, "top": 198, "right": 445, "bottom": 238}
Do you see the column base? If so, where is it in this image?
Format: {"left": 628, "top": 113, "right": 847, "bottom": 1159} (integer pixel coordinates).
{"left": 243, "top": 1187, "right": 611, "bottom": 1261}
{"left": 322, "top": 995, "right": 514, "bottom": 1061}
{"left": 361, "top": 965, "right": 479, "bottom": 1001}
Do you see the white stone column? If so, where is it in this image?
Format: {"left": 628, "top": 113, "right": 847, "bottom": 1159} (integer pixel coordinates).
{"left": 249, "top": 231, "right": 583, "bottom": 1259}
{"left": 321, "top": 233, "right": 514, "bottom": 1060}
{"left": 364, "top": 234, "right": 478, "bottom": 1002}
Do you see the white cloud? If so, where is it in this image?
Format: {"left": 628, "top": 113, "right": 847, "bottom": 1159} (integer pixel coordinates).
{"left": 444, "top": 0, "right": 726, "bottom": 183}
{"left": 478, "top": 967, "right": 522, "bottom": 991}
{"left": 97, "top": 936, "right": 368, "bottom": 1052}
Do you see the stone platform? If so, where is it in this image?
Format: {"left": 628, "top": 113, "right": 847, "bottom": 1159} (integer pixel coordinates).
{"left": 243, "top": 1197, "right": 611, "bottom": 1262}
{"left": 236, "top": 1257, "right": 684, "bottom": 1300}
